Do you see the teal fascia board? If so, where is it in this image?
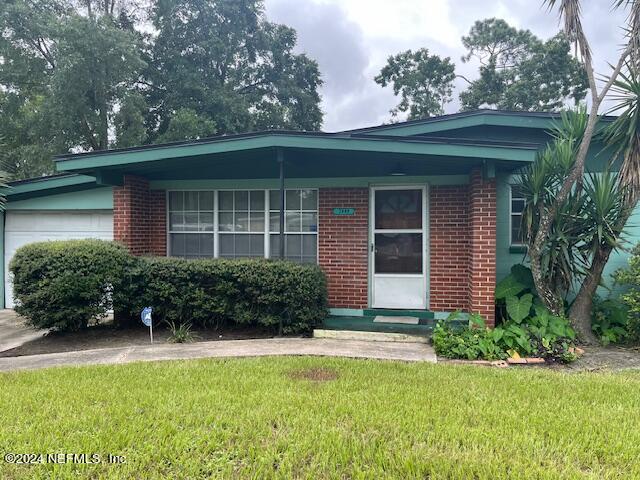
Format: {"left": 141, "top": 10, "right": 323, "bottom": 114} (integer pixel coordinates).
{"left": 5, "top": 175, "right": 99, "bottom": 201}
{"left": 7, "top": 187, "right": 113, "bottom": 211}
{"left": 55, "top": 134, "right": 537, "bottom": 172}
{"left": 360, "top": 113, "right": 554, "bottom": 136}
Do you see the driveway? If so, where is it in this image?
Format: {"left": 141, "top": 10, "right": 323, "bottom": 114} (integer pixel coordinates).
{"left": 0, "top": 310, "right": 47, "bottom": 353}
{"left": 0, "top": 337, "right": 436, "bottom": 372}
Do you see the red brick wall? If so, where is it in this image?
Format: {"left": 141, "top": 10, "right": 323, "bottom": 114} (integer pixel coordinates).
{"left": 468, "top": 168, "right": 497, "bottom": 326}
{"left": 429, "top": 185, "right": 470, "bottom": 312}
{"left": 113, "top": 175, "right": 166, "bottom": 256}
{"left": 318, "top": 188, "right": 369, "bottom": 309}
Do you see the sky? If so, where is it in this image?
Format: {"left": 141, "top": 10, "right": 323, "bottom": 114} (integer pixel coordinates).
{"left": 264, "top": 0, "right": 628, "bottom": 132}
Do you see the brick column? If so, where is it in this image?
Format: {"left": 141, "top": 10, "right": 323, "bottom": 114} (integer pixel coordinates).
{"left": 467, "top": 167, "right": 497, "bottom": 326}
{"left": 318, "top": 188, "right": 369, "bottom": 309}
{"left": 113, "top": 175, "right": 166, "bottom": 256}
{"left": 429, "top": 185, "right": 470, "bottom": 312}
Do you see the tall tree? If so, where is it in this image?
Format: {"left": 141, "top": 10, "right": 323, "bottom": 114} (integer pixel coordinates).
{"left": 527, "top": 0, "right": 640, "bottom": 343}
{"left": 375, "top": 49, "right": 456, "bottom": 120}
{"left": 459, "top": 18, "right": 588, "bottom": 111}
{"left": 145, "top": 0, "right": 323, "bottom": 141}
{"left": 0, "top": 0, "right": 147, "bottom": 177}
{"left": 0, "top": 0, "right": 324, "bottom": 178}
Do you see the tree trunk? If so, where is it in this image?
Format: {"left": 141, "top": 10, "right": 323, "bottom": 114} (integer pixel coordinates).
{"left": 568, "top": 255, "right": 607, "bottom": 345}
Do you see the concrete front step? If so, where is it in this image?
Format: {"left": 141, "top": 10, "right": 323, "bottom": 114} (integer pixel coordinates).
{"left": 313, "top": 329, "right": 430, "bottom": 344}
{"left": 321, "top": 316, "right": 434, "bottom": 336}
{"left": 363, "top": 309, "right": 434, "bottom": 321}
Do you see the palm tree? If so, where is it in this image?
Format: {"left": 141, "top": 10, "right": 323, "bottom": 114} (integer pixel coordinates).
{"left": 0, "top": 136, "right": 11, "bottom": 210}
{"left": 527, "top": 0, "right": 640, "bottom": 342}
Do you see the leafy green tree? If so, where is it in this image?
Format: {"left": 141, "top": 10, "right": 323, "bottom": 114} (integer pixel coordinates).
{"left": 0, "top": 0, "right": 146, "bottom": 177}
{"left": 459, "top": 18, "right": 588, "bottom": 111}
{"left": 155, "top": 108, "right": 216, "bottom": 144}
{"left": 375, "top": 49, "right": 456, "bottom": 119}
{"left": 0, "top": 0, "right": 323, "bottom": 178}
{"left": 146, "top": 0, "right": 322, "bottom": 139}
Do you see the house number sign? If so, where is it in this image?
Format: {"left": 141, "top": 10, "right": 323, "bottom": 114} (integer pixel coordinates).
{"left": 332, "top": 208, "right": 356, "bottom": 216}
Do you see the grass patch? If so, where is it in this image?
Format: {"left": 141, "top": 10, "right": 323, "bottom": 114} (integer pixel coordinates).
{"left": 1, "top": 357, "right": 640, "bottom": 478}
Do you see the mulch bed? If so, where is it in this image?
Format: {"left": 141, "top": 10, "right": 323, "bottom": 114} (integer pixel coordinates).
{"left": 0, "top": 322, "right": 279, "bottom": 358}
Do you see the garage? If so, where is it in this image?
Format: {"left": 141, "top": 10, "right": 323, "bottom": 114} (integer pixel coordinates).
{"left": 4, "top": 211, "right": 113, "bottom": 308}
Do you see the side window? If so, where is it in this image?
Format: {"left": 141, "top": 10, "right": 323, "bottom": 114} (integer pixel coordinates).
{"left": 510, "top": 185, "right": 525, "bottom": 245}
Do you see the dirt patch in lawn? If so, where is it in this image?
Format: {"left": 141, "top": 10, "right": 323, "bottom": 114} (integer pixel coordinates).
{"left": 0, "top": 322, "right": 279, "bottom": 358}
{"left": 560, "top": 345, "right": 640, "bottom": 372}
{"left": 288, "top": 367, "right": 339, "bottom": 382}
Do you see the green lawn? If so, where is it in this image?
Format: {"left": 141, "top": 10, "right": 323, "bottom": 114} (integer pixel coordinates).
{"left": 1, "top": 358, "right": 640, "bottom": 479}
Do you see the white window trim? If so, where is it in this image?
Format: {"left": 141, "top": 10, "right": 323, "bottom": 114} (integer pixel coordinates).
{"left": 509, "top": 185, "right": 526, "bottom": 246}
{"left": 166, "top": 188, "right": 319, "bottom": 262}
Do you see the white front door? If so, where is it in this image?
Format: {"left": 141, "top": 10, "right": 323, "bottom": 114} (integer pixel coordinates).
{"left": 371, "top": 186, "right": 427, "bottom": 309}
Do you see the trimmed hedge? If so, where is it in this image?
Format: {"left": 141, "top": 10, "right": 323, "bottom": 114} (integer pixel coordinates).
{"left": 10, "top": 239, "right": 328, "bottom": 334}
{"left": 120, "top": 257, "right": 328, "bottom": 334}
{"left": 9, "top": 240, "right": 133, "bottom": 331}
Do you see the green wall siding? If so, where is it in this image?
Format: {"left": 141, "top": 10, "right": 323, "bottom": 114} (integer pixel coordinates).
{"left": 495, "top": 173, "right": 640, "bottom": 294}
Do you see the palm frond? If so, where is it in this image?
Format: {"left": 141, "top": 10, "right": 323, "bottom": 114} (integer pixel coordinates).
{"left": 603, "top": 62, "right": 640, "bottom": 203}
{"left": 544, "top": 0, "right": 591, "bottom": 61}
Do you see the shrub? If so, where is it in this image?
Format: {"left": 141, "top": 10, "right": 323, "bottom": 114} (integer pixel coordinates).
{"left": 10, "top": 240, "right": 133, "bottom": 331}
{"left": 591, "top": 296, "right": 630, "bottom": 345}
{"left": 119, "top": 257, "right": 328, "bottom": 334}
{"left": 614, "top": 244, "right": 640, "bottom": 342}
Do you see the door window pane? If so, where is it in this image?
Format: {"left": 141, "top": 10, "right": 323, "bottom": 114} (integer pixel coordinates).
{"left": 375, "top": 190, "right": 422, "bottom": 230}
{"left": 375, "top": 233, "right": 423, "bottom": 274}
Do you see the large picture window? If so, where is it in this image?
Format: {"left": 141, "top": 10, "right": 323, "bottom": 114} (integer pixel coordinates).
{"left": 167, "top": 189, "right": 318, "bottom": 263}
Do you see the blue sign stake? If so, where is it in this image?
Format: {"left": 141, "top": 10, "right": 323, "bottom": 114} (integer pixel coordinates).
{"left": 141, "top": 307, "right": 153, "bottom": 343}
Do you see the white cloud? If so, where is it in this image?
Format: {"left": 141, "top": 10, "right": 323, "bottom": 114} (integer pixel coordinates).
{"left": 265, "top": 0, "right": 629, "bottom": 131}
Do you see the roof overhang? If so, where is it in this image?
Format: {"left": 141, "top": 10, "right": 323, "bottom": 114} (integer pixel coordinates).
{"left": 5, "top": 174, "right": 101, "bottom": 201}
{"left": 54, "top": 132, "right": 538, "bottom": 183}
{"left": 346, "top": 110, "right": 615, "bottom": 137}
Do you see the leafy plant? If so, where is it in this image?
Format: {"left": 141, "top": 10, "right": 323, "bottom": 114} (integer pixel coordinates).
{"left": 592, "top": 295, "right": 632, "bottom": 345}
{"left": 432, "top": 312, "right": 506, "bottom": 361}
{"left": 166, "top": 321, "right": 196, "bottom": 344}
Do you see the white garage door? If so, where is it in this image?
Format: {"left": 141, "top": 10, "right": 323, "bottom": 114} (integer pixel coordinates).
{"left": 4, "top": 211, "right": 113, "bottom": 308}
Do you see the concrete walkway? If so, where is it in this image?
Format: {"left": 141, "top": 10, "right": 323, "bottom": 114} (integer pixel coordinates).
{"left": 0, "top": 337, "right": 436, "bottom": 372}
{"left": 0, "top": 310, "right": 47, "bottom": 353}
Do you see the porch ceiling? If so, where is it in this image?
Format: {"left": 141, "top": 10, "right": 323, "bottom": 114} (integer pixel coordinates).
{"left": 54, "top": 131, "right": 539, "bottom": 183}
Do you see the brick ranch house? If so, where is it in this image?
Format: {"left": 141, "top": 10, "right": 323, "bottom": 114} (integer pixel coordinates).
{"left": 2, "top": 110, "right": 635, "bottom": 326}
